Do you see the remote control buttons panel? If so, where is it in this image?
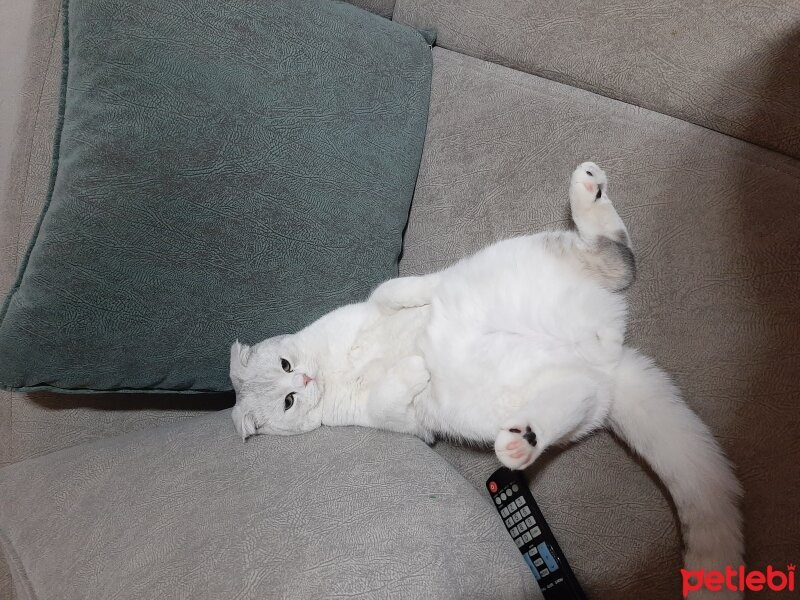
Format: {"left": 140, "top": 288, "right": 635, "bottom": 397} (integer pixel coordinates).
{"left": 488, "top": 468, "right": 586, "bottom": 600}
{"left": 489, "top": 480, "right": 562, "bottom": 586}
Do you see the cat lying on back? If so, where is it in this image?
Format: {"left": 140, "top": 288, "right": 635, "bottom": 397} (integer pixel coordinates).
{"left": 229, "top": 163, "right": 743, "bottom": 596}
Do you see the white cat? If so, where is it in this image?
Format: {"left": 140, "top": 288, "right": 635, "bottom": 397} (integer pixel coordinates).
{"left": 229, "top": 163, "right": 743, "bottom": 596}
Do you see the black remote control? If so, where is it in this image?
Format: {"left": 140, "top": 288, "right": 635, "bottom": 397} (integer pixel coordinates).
{"left": 486, "top": 467, "right": 587, "bottom": 600}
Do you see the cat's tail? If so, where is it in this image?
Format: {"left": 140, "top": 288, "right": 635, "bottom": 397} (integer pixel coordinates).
{"left": 609, "top": 347, "right": 744, "bottom": 597}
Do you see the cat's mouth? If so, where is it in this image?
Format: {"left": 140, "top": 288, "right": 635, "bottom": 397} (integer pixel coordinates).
{"left": 308, "top": 373, "right": 324, "bottom": 395}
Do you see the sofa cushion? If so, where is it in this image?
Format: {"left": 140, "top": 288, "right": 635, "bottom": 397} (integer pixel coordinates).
{"left": 0, "top": 411, "right": 538, "bottom": 600}
{"left": 393, "top": 0, "right": 800, "bottom": 159}
{"left": 0, "top": 0, "right": 432, "bottom": 393}
{"left": 400, "top": 48, "right": 800, "bottom": 598}
{"left": 347, "top": 0, "right": 396, "bottom": 19}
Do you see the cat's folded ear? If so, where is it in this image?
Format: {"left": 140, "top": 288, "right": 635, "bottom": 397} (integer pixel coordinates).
{"left": 230, "top": 339, "right": 252, "bottom": 368}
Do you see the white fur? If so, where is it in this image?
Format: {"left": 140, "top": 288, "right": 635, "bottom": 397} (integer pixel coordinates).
{"left": 230, "top": 163, "right": 743, "bottom": 593}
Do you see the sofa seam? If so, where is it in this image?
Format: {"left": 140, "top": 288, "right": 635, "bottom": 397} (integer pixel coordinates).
{"left": 0, "top": 0, "right": 70, "bottom": 345}
{"left": 12, "top": 2, "right": 62, "bottom": 282}
{"left": 0, "top": 527, "right": 37, "bottom": 600}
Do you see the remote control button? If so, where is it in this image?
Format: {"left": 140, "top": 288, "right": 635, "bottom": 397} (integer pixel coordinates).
{"left": 528, "top": 547, "right": 539, "bottom": 557}
{"left": 495, "top": 497, "right": 502, "bottom": 505}
{"left": 500, "top": 493, "right": 506, "bottom": 501}
{"left": 520, "top": 506, "right": 531, "bottom": 517}
{"left": 534, "top": 557, "right": 544, "bottom": 567}
{"left": 510, "top": 526, "right": 519, "bottom": 537}
{"left": 512, "top": 484, "right": 519, "bottom": 492}
{"left": 514, "top": 537, "right": 524, "bottom": 548}
{"left": 523, "top": 553, "right": 541, "bottom": 581}
{"left": 540, "top": 568, "right": 550, "bottom": 577}
{"left": 515, "top": 497, "right": 525, "bottom": 508}
{"left": 513, "top": 512, "right": 523, "bottom": 523}
{"left": 525, "top": 516, "right": 535, "bottom": 528}
{"left": 531, "top": 526, "right": 542, "bottom": 537}
{"left": 500, "top": 507, "right": 509, "bottom": 517}
{"left": 537, "top": 542, "right": 560, "bottom": 573}
{"left": 522, "top": 531, "right": 532, "bottom": 544}
{"left": 505, "top": 517, "right": 514, "bottom": 528}
{"left": 488, "top": 481, "right": 498, "bottom": 493}
{"left": 517, "top": 521, "right": 528, "bottom": 533}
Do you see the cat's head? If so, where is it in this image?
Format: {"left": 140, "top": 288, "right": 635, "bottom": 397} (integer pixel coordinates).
{"left": 229, "top": 336, "right": 323, "bottom": 440}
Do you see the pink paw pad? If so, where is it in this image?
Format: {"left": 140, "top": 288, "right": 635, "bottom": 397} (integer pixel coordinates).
{"left": 495, "top": 424, "right": 540, "bottom": 470}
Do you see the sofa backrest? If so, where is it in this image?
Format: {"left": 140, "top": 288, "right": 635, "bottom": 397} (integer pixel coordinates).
{"left": 393, "top": 0, "right": 800, "bottom": 159}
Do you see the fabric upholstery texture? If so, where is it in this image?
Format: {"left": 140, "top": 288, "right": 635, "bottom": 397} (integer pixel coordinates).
{"left": 2, "top": 1, "right": 800, "bottom": 598}
{"left": 399, "top": 48, "right": 800, "bottom": 598}
{"left": 346, "top": 0, "right": 396, "bottom": 19}
{"left": 0, "top": 0, "right": 432, "bottom": 393}
{"left": 393, "top": 0, "right": 800, "bottom": 159}
{"left": 0, "top": 0, "right": 233, "bottom": 481}
{"left": 0, "top": 411, "right": 537, "bottom": 600}
{"left": 0, "top": 0, "right": 65, "bottom": 474}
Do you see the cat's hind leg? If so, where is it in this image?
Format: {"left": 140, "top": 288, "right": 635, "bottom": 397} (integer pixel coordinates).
{"left": 369, "top": 274, "right": 442, "bottom": 315}
{"left": 494, "top": 370, "right": 610, "bottom": 470}
{"left": 570, "top": 162, "right": 628, "bottom": 245}
{"left": 568, "top": 162, "right": 636, "bottom": 291}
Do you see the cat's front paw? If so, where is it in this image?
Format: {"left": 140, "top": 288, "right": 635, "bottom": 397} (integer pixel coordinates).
{"left": 370, "top": 279, "right": 413, "bottom": 315}
{"left": 494, "top": 422, "right": 541, "bottom": 470}
{"left": 369, "top": 275, "right": 437, "bottom": 316}
{"left": 396, "top": 355, "right": 430, "bottom": 396}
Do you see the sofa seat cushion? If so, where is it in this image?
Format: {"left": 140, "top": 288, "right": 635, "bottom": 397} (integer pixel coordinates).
{"left": 0, "top": 411, "right": 538, "bottom": 600}
{"left": 0, "top": 0, "right": 432, "bottom": 394}
{"left": 400, "top": 48, "right": 800, "bottom": 598}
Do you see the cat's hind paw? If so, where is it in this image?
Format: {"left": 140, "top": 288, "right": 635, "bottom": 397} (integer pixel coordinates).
{"left": 569, "top": 161, "right": 628, "bottom": 245}
{"left": 494, "top": 422, "right": 541, "bottom": 470}
{"left": 570, "top": 161, "right": 607, "bottom": 207}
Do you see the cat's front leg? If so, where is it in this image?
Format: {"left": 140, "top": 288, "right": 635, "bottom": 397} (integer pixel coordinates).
{"left": 369, "top": 274, "right": 441, "bottom": 315}
{"left": 494, "top": 370, "right": 610, "bottom": 470}
{"left": 365, "top": 355, "right": 433, "bottom": 442}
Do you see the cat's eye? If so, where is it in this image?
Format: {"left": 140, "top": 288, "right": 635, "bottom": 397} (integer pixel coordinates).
{"left": 284, "top": 392, "right": 295, "bottom": 411}
{"left": 585, "top": 170, "right": 593, "bottom": 176}
{"left": 281, "top": 358, "right": 292, "bottom": 372}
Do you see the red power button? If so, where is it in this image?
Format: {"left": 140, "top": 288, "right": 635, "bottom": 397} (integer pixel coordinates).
{"left": 488, "top": 481, "right": 498, "bottom": 494}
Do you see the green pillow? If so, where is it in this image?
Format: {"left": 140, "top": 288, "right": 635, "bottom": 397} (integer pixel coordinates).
{"left": 0, "top": 0, "right": 432, "bottom": 393}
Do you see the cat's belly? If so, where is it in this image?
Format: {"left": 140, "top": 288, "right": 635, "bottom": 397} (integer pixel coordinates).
{"left": 418, "top": 250, "right": 627, "bottom": 442}
{"left": 348, "top": 305, "right": 430, "bottom": 391}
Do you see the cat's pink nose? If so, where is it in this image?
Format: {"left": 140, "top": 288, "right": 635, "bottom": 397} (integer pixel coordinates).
{"left": 303, "top": 374, "right": 312, "bottom": 387}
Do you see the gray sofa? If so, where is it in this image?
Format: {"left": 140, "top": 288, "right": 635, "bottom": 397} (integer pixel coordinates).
{"left": 1, "top": 0, "right": 799, "bottom": 598}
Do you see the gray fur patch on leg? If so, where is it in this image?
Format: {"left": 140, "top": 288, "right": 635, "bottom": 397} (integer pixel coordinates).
{"left": 598, "top": 236, "right": 636, "bottom": 291}
{"left": 577, "top": 235, "right": 636, "bottom": 292}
